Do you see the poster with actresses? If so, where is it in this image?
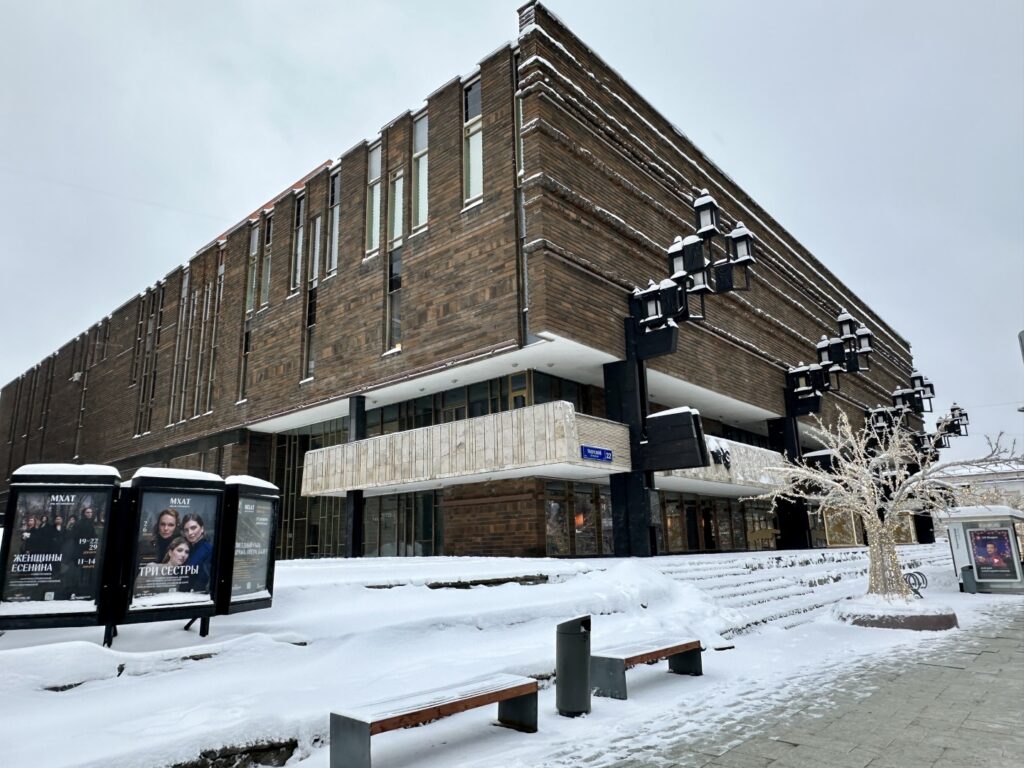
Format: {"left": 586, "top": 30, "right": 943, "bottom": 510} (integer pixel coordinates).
{"left": 2, "top": 488, "right": 110, "bottom": 603}
{"left": 131, "top": 491, "right": 218, "bottom": 602}
{"left": 231, "top": 496, "right": 275, "bottom": 598}
{"left": 969, "top": 528, "right": 1020, "bottom": 582}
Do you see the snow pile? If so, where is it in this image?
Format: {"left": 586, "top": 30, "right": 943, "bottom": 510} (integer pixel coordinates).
{"left": 0, "top": 545, "right": 1009, "bottom": 768}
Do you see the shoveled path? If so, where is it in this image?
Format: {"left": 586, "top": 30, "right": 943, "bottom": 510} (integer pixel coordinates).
{"left": 628, "top": 601, "right": 1024, "bottom": 768}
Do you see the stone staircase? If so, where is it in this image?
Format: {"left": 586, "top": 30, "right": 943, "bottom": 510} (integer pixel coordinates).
{"left": 657, "top": 543, "right": 954, "bottom": 637}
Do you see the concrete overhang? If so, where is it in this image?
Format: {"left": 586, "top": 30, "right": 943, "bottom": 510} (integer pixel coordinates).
{"left": 249, "top": 331, "right": 782, "bottom": 436}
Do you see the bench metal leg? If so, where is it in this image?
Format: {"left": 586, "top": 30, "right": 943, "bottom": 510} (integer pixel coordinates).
{"left": 497, "top": 690, "right": 538, "bottom": 733}
{"left": 330, "top": 714, "right": 371, "bottom": 768}
{"left": 590, "top": 657, "right": 628, "bottom": 699}
{"left": 668, "top": 648, "right": 702, "bottom": 676}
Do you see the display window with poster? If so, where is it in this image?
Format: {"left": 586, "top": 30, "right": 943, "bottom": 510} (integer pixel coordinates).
{"left": 130, "top": 489, "right": 220, "bottom": 608}
{"left": 969, "top": 528, "right": 1021, "bottom": 582}
{"left": 0, "top": 464, "right": 120, "bottom": 630}
{"left": 216, "top": 476, "right": 280, "bottom": 614}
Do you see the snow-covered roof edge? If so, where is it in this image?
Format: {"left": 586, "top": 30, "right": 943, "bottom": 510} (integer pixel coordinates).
{"left": 130, "top": 467, "right": 223, "bottom": 484}
{"left": 935, "top": 505, "right": 1024, "bottom": 521}
{"left": 225, "top": 475, "right": 279, "bottom": 491}
{"left": 13, "top": 463, "right": 120, "bottom": 478}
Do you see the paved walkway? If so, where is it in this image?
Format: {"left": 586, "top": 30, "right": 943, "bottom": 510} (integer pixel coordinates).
{"left": 652, "top": 602, "right": 1024, "bottom": 768}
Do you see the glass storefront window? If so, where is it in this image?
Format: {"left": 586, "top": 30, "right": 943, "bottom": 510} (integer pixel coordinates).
{"left": 685, "top": 498, "right": 700, "bottom": 551}
{"left": 379, "top": 498, "right": 398, "bottom": 557}
{"left": 664, "top": 493, "right": 685, "bottom": 553}
{"left": 545, "top": 481, "right": 570, "bottom": 556}
{"left": 701, "top": 499, "right": 716, "bottom": 550}
{"left": 468, "top": 382, "right": 489, "bottom": 417}
{"left": 574, "top": 486, "right": 598, "bottom": 555}
{"left": 716, "top": 500, "right": 733, "bottom": 550}
{"left": 599, "top": 488, "right": 614, "bottom": 554}
{"left": 364, "top": 503, "right": 380, "bottom": 557}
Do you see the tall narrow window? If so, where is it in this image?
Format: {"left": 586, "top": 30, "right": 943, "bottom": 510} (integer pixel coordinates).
{"left": 302, "top": 215, "right": 321, "bottom": 379}
{"left": 291, "top": 196, "right": 305, "bottom": 291}
{"left": 134, "top": 287, "right": 163, "bottom": 435}
{"left": 192, "top": 281, "right": 212, "bottom": 417}
{"left": 260, "top": 215, "right": 273, "bottom": 306}
{"left": 309, "top": 214, "right": 322, "bottom": 287}
{"left": 388, "top": 169, "right": 404, "bottom": 250}
{"left": 239, "top": 322, "right": 251, "bottom": 401}
{"left": 412, "top": 113, "right": 428, "bottom": 230}
{"left": 246, "top": 223, "right": 259, "bottom": 313}
{"left": 179, "top": 288, "right": 198, "bottom": 422}
{"left": 168, "top": 268, "right": 189, "bottom": 423}
{"left": 365, "top": 142, "right": 382, "bottom": 254}
{"left": 327, "top": 172, "right": 340, "bottom": 274}
{"left": 387, "top": 248, "right": 402, "bottom": 349}
{"left": 205, "top": 255, "right": 224, "bottom": 413}
{"left": 303, "top": 287, "right": 317, "bottom": 379}
{"left": 463, "top": 80, "right": 483, "bottom": 203}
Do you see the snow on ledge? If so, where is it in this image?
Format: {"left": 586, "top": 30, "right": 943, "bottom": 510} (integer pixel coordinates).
{"left": 935, "top": 505, "right": 1024, "bottom": 521}
{"left": 834, "top": 594, "right": 956, "bottom": 618}
{"left": 129, "top": 467, "right": 222, "bottom": 484}
{"left": 13, "top": 464, "right": 119, "bottom": 478}
{"left": 224, "top": 475, "right": 278, "bottom": 491}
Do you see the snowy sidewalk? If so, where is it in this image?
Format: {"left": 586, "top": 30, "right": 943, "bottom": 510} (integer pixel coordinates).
{"left": 620, "top": 601, "right": 1024, "bottom": 768}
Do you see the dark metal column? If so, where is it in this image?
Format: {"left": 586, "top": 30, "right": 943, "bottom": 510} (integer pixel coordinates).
{"left": 344, "top": 395, "right": 366, "bottom": 558}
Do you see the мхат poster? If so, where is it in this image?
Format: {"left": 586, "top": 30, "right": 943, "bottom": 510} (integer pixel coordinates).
{"left": 2, "top": 488, "right": 109, "bottom": 603}
{"left": 131, "top": 491, "right": 218, "bottom": 602}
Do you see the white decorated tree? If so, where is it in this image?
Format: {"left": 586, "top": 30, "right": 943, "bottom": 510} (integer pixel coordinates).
{"left": 759, "top": 411, "right": 1021, "bottom": 599}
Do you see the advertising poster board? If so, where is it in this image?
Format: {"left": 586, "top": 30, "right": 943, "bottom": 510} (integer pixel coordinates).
{"left": 231, "top": 495, "right": 275, "bottom": 600}
{"left": 2, "top": 487, "right": 111, "bottom": 605}
{"left": 130, "top": 489, "right": 219, "bottom": 609}
{"left": 969, "top": 528, "right": 1021, "bottom": 582}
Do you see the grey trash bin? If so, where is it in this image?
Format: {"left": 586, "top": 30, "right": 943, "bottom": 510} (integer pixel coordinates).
{"left": 556, "top": 614, "right": 591, "bottom": 717}
{"left": 961, "top": 564, "right": 978, "bottom": 594}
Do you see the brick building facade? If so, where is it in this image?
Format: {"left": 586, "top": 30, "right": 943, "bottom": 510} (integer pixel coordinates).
{"left": 0, "top": 3, "right": 921, "bottom": 559}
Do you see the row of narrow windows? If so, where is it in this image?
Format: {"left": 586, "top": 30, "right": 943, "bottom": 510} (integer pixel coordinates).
{"left": 242, "top": 77, "right": 487, "bottom": 394}
{"left": 4, "top": 79, "right": 492, "bottom": 454}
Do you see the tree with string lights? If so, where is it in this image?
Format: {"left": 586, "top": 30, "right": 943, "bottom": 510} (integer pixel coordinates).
{"left": 757, "top": 411, "right": 1021, "bottom": 599}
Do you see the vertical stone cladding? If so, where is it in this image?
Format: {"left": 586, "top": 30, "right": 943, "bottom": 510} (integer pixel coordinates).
{"left": 443, "top": 477, "right": 546, "bottom": 556}
{"left": 517, "top": 1, "right": 916, "bottom": 427}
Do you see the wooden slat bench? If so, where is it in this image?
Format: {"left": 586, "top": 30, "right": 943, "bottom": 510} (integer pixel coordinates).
{"left": 590, "top": 638, "right": 703, "bottom": 700}
{"left": 330, "top": 672, "right": 538, "bottom": 768}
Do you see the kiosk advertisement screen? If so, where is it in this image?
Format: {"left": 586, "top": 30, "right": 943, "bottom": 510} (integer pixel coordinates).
{"left": 969, "top": 528, "right": 1020, "bottom": 582}
{"left": 2, "top": 488, "right": 110, "bottom": 604}
{"left": 131, "top": 491, "right": 218, "bottom": 607}
{"left": 231, "top": 496, "right": 274, "bottom": 598}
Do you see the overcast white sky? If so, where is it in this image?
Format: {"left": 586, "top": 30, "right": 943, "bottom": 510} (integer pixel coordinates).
{"left": 1, "top": 0, "right": 1021, "bottom": 461}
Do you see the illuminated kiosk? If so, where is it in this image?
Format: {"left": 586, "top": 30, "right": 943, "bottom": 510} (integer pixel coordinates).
{"left": 0, "top": 463, "right": 120, "bottom": 631}
{"left": 938, "top": 505, "right": 1024, "bottom": 595}
{"left": 216, "top": 475, "right": 280, "bottom": 615}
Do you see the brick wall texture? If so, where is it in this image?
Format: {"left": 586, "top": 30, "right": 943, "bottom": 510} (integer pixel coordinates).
{"left": 0, "top": 3, "right": 922, "bottom": 553}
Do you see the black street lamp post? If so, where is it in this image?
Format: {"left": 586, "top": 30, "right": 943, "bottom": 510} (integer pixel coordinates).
{"left": 603, "top": 190, "right": 754, "bottom": 557}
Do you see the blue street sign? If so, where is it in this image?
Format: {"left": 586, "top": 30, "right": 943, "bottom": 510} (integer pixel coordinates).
{"left": 580, "top": 445, "right": 613, "bottom": 462}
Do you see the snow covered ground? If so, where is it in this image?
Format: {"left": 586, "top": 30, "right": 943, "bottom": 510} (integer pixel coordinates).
{"left": 0, "top": 541, "right": 1019, "bottom": 768}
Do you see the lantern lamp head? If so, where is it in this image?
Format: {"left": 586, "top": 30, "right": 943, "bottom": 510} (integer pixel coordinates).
{"left": 693, "top": 188, "right": 720, "bottom": 238}
{"left": 837, "top": 309, "right": 857, "bottom": 340}
{"left": 855, "top": 324, "right": 873, "bottom": 353}
{"left": 727, "top": 222, "right": 756, "bottom": 263}
{"left": 816, "top": 335, "right": 832, "bottom": 366}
